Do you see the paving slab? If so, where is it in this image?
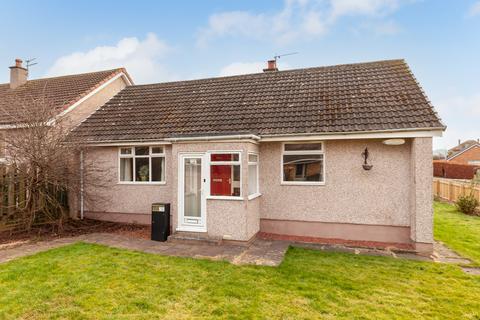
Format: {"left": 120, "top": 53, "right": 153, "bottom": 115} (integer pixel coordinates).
{"left": 1, "top": 233, "right": 476, "bottom": 273}
{"left": 432, "top": 241, "right": 472, "bottom": 265}
{"left": 462, "top": 267, "right": 480, "bottom": 276}
{"left": 0, "top": 233, "right": 287, "bottom": 267}
{"left": 232, "top": 239, "right": 290, "bottom": 266}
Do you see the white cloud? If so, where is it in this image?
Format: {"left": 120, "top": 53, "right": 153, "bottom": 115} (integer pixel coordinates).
{"left": 47, "top": 33, "right": 173, "bottom": 84}
{"left": 468, "top": 1, "right": 480, "bottom": 17}
{"left": 329, "top": 0, "right": 400, "bottom": 20}
{"left": 358, "top": 19, "right": 402, "bottom": 35}
{"left": 219, "top": 61, "right": 291, "bottom": 77}
{"left": 432, "top": 93, "right": 480, "bottom": 150}
{"left": 197, "top": 0, "right": 410, "bottom": 46}
{"left": 219, "top": 62, "right": 266, "bottom": 77}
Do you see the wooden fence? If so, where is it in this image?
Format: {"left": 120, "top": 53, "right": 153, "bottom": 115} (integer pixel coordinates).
{"left": 433, "top": 178, "right": 480, "bottom": 203}
{"left": 0, "top": 165, "right": 68, "bottom": 233}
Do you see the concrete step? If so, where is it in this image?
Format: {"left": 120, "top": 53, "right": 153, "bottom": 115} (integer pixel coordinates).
{"left": 168, "top": 232, "right": 223, "bottom": 246}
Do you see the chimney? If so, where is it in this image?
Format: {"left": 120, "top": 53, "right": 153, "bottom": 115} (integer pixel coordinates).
{"left": 458, "top": 139, "right": 461, "bottom": 146}
{"left": 263, "top": 59, "right": 278, "bottom": 72}
{"left": 9, "top": 58, "right": 28, "bottom": 89}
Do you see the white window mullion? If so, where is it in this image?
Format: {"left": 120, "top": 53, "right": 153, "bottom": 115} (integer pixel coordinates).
{"left": 132, "top": 156, "right": 137, "bottom": 183}
{"left": 149, "top": 157, "right": 152, "bottom": 182}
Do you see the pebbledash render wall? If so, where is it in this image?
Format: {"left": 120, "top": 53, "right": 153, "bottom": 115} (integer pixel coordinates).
{"left": 82, "top": 146, "right": 173, "bottom": 225}
{"left": 83, "top": 141, "right": 260, "bottom": 241}
{"left": 259, "top": 138, "right": 433, "bottom": 251}
{"left": 171, "top": 142, "right": 260, "bottom": 241}
{"left": 81, "top": 137, "right": 433, "bottom": 250}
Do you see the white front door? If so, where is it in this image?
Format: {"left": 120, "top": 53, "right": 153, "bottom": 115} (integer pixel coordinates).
{"left": 178, "top": 154, "right": 207, "bottom": 232}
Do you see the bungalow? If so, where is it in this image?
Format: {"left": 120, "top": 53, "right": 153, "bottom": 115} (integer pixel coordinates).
{"left": 72, "top": 59, "right": 445, "bottom": 253}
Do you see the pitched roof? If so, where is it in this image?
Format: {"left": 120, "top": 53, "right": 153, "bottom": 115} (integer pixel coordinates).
{"left": 73, "top": 59, "right": 445, "bottom": 142}
{"left": 447, "top": 140, "right": 480, "bottom": 160}
{"left": 0, "top": 68, "right": 131, "bottom": 125}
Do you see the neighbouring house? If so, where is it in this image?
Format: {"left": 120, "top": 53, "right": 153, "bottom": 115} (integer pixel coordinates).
{"left": 446, "top": 139, "right": 480, "bottom": 165}
{"left": 72, "top": 59, "right": 445, "bottom": 253}
{"left": 0, "top": 58, "right": 133, "bottom": 159}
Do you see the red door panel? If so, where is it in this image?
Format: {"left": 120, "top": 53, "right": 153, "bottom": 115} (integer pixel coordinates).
{"left": 211, "top": 165, "right": 232, "bottom": 196}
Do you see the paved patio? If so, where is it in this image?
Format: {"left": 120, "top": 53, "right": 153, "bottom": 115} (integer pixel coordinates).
{"left": 0, "top": 233, "right": 478, "bottom": 274}
{"left": 0, "top": 233, "right": 290, "bottom": 267}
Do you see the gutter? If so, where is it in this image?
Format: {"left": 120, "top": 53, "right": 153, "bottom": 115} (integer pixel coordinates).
{"left": 164, "top": 134, "right": 261, "bottom": 142}
{"left": 81, "top": 128, "right": 444, "bottom": 146}
{"left": 260, "top": 128, "right": 444, "bottom": 142}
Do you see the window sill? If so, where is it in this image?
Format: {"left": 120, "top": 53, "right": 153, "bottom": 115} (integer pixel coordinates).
{"left": 206, "top": 196, "right": 244, "bottom": 201}
{"left": 247, "top": 193, "right": 262, "bottom": 200}
{"left": 117, "top": 181, "right": 167, "bottom": 186}
{"left": 280, "top": 181, "right": 325, "bottom": 186}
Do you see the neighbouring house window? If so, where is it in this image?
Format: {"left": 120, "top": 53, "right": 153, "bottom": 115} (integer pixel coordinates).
{"left": 209, "top": 152, "right": 241, "bottom": 197}
{"left": 282, "top": 143, "right": 324, "bottom": 184}
{"left": 248, "top": 153, "right": 259, "bottom": 197}
{"left": 119, "top": 146, "right": 166, "bottom": 183}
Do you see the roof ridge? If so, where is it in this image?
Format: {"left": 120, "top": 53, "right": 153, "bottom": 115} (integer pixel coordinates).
{"left": 126, "top": 59, "right": 406, "bottom": 88}
{"left": 0, "top": 68, "right": 125, "bottom": 86}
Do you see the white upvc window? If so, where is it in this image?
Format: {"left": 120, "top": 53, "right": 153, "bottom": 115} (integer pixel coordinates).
{"left": 118, "top": 146, "right": 166, "bottom": 184}
{"left": 208, "top": 151, "right": 242, "bottom": 199}
{"left": 248, "top": 153, "right": 260, "bottom": 199}
{"left": 281, "top": 142, "right": 325, "bottom": 185}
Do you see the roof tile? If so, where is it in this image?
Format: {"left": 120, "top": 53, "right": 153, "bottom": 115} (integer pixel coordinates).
{"left": 73, "top": 59, "right": 444, "bottom": 142}
{"left": 0, "top": 68, "right": 128, "bottom": 125}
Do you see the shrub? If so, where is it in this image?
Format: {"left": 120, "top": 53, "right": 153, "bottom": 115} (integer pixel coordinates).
{"left": 456, "top": 194, "right": 479, "bottom": 215}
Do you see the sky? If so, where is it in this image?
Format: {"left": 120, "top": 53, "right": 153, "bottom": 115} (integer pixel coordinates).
{"left": 0, "top": 0, "right": 479, "bottom": 151}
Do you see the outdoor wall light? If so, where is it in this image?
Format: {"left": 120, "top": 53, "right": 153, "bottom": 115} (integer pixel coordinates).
{"left": 382, "top": 139, "right": 405, "bottom": 146}
{"left": 362, "top": 147, "right": 373, "bottom": 171}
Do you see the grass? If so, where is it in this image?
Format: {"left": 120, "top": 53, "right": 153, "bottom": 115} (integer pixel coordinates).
{"left": 434, "top": 200, "right": 480, "bottom": 265}
{"left": 0, "top": 242, "right": 479, "bottom": 319}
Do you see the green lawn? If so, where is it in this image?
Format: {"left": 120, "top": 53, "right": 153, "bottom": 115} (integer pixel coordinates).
{"left": 434, "top": 201, "right": 480, "bottom": 265}
{"left": 0, "top": 242, "right": 479, "bottom": 319}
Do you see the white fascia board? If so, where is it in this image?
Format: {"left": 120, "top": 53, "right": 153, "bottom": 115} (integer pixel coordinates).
{"left": 85, "top": 130, "right": 443, "bottom": 146}
{"left": 165, "top": 134, "right": 261, "bottom": 143}
{"left": 53, "top": 72, "right": 130, "bottom": 121}
{"left": 260, "top": 129, "right": 443, "bottom": 142}
{"left": 86, "top": 135, "right": 261, "bottom": 146}
{"left": 87, "top": 140, "right": 172, "bottom": 147}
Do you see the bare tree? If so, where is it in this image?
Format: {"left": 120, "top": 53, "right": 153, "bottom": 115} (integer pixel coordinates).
{"left": 0, "top": 93, "right": 110, "bottom": 232}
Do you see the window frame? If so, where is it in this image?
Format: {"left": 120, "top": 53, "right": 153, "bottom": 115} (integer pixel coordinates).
{"left": 247, "top": 152, "right": 261, "bottom": 200}
{"left": 118, "top": 146, "right": 167, "bottom": 185}
{"left": 206, "top": 150, "right": 243, "bottom": 200}
{"left": 281, "top": 142, "right": 325, "bottom": 186}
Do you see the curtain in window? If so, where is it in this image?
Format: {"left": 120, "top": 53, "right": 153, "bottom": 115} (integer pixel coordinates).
{"left": 120, "top": 158, "right": 133, "bottom": 181}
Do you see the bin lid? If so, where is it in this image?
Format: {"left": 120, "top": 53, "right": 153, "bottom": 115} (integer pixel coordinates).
{"left": 152, "top": 203, "right": 164, "bottom": 211}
